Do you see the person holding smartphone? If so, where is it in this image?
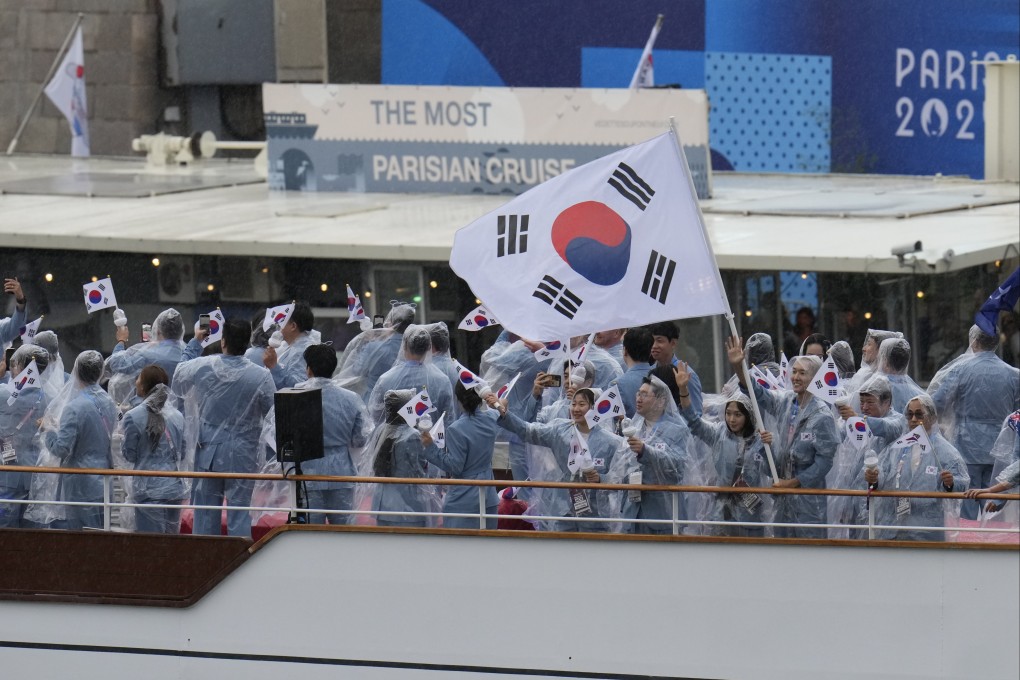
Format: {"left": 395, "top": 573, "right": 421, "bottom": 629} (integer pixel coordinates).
{"left": 0, "top": 277, "right": 28, "bottom": 346}
{"left": 106, "top": 308, "right": 186, "bottom": 408}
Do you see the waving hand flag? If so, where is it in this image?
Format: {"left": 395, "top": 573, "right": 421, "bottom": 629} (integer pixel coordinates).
{"left": 779, "top": 352, "right": 791, "bottom": 389}
{"left": 749, "top": 364, "right": 781, "bottom": 391}
{"left": 533, "top": 340, "right": 569, "bottom": 364}
{"left": 892, "top": 425, "right": 934, "bottom": 455}
{"left": 20, "top": 316, "right": 43, "bottom": 344}
{"left": 844, "top": 417, "right": 873, "bottom": 451}
{"left": 83, "top": 277, "right": 117, "bottom": 313}
{"left": 585, "top": 384, "right": 626, "bottom": 428}
{"left": 346, "top": 284, "right": 367, "bottom": 324}
{"left": 453, "top": 359, "right": 488, "bottom": 391}
{"left": 263, "top": 303, "right": 294, "bottom": 332}
{"left": 495, "top": 372, "right": 522, "bottom": 400}
{"left": 458, "top": 304, "right": 500, "bottom": 331}
{"left": 7, "top": 359, "right": 40, "bottom": 406}
{"left": 398, "top": 389, "right": 433, "bottom": 427}
{"left": 429, "top": 412, "right": 447, "bottom": 450}
{"left": 807, "top": 357, "right": 844, "bottom": 404}
{"left": 566, "top": 426, "right": 594, "bottom": 474}
{"left": 201, "top": 309, "right": 226, "bottom": 348}
{"left": 450, "top": 131, "right": 727, "bottom": 340}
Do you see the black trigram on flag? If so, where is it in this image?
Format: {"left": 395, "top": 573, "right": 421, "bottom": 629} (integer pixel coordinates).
{"left": 496, "top": 215, "right": 529, "bottom": 257}
{"left": 608, "top": 162, "right": 655, "bottom": 211}
{"left": 533, "top": 275, "right": 582, "bottom": 319}
{"left": 641, "top": 250, "right": 676, "bottom": 304}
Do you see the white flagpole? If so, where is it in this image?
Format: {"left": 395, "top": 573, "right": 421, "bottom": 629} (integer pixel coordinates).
{"left": 6, "top": 13, "right": 85, "bottom": 156}
{"left": 667, "top": 116, "right": 780, "bottom": 481}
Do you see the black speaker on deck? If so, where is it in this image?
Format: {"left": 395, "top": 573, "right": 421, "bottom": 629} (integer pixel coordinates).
{"left": 274, "top": 387, "right": 324, "bottom": 464}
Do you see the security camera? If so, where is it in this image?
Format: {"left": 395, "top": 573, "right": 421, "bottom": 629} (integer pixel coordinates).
{"left": 891, "top": 241, "right": 923, "bottom": 258}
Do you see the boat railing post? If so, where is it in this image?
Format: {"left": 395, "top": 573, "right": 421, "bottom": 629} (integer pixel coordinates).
{"left": 478, "top": 486, "right": 486, "bottom": 529}
{"left": 868, "top": 494, "right": 876, "bottom": 540}
{"left": 672, "top": 492, "right": 679, "bottom": 535}
{"left": 103, "top": 475, "right": 111, "bottom": 531}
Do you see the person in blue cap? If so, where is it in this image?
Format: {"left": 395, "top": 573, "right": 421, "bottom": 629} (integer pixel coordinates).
{"left": 173, "top": 317, "right": 276, "bottom": 537}
{"left": 727, "top": 336, "right": 838, "bottom": 539}
{"left": 929, "top": 325, "right": 1020, "bottom": 520}
{"left": 420, "top": 382, "right": 500, "bottom": 529}
{"left": 42, "top": 350, "right": 118, "bottom": 530}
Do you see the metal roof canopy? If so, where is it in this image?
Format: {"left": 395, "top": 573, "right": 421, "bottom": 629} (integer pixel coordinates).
{"left": 3, "top": 155, "right": 1017, "bottom": 274}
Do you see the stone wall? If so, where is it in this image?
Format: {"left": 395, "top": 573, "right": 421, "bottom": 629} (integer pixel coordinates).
{"left": 0, "top": 0, "right": 166, "bottom": 156}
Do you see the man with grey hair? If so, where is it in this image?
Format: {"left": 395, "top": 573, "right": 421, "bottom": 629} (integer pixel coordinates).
{"left": 928, "top": 324, "right": 1020, "bottom": 520}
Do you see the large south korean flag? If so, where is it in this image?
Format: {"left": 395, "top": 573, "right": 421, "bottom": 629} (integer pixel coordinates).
{"left": 451, "top": 130, "right": 728, "bottom": 340}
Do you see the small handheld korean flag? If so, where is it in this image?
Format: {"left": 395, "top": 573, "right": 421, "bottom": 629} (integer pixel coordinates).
{"left": 7, "top": 359, "right": 40, "bottom": 406}
{"left": 844, "top": 417, "right": 873, "bottom": 451}
{"left": 399, "top": 389, "right": 433, "bottom": 427}
{"left": 892, "top": 425, "right": 933, "bottom": 453}
{"left": 83, "top": 277, "right": 117, "bottom": 313}
{"left": 19, "top": 317, "right": 43, "bottom": 344}
{"left": 201, "top": 309, "right": 225, "bottom": 348}
{"left": 450, "top": 131, "right": 728, "bottom": 340}
{"left": 495, "top": 372, "right": 522, "bottom": 400}
{"left": 571, "top": 334, "right": 595, "bottom": 365}
{"left": 429, "top": 412, "right": 447, "bottom": 450}
{"left": 453, "top": 359, "right": 487, "bottom": 391}
{"left": 779, "top": 352, "right": 791, "bottom": 389}
{"left": 458, "top": 304, "right": 500, "bottom": 331}
{"left": 533, "top": 340, "right": 569, "bottom": 363}
{"left": 566, "top": 426, "right": 594, "bottom": 475}
{"left": 807, "top": 357, "right": 844, "bottom": 404}
{"left": 586, "top": 384, "right": 625, "bottom": 428}
{"left": 750, "top": 364, "right": 781, "bottom": 391}
{"left": 346, "top": 284, "right": 366, "bottom": 324}
{"left": 263, "top": 302, "right": 294, "bottom": 332}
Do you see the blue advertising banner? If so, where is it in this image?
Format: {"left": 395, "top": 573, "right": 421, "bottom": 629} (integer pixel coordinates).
{"left": 381, "top": 0, "right": 1019, "bottom": 178}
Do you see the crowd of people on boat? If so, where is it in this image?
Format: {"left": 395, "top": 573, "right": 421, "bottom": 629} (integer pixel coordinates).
{"left": 1, "top": 280, "right": 1018, "bottom": 541}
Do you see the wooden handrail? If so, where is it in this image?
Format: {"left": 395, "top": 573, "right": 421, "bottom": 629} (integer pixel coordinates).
{"left": 2, "top": 464, "right": 1017, "bottom": 502}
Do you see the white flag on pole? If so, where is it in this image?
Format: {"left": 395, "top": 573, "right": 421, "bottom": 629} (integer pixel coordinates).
{"left": 566, "top": 426, "right": 594, "bottom": 474}
{"left": 749, "top": 364, "right": 782, "bottom": 391}
{"left": 779, "top": 352, "right": 792, "bottom": 389}
{"left": 398, "top": 389, "right": 433, "bottom": 427}
{"left": 263, "top": 303, "right": 294, "bottom": 332}
{"left": 20, "top": 317, "right": 43, "bottom": 343}
{"left": 7, "top": 359, "right": 41, "bottom": 406}
{"left": 844, "top": 417, "right": 873, "bottom": 451}
{"left": 585, "top": 384, "right": 626, "bottom": 428}
{"left": 429, "top": 412, "right": 447, "bottom": 449}
{"left": 532, "top": 340, "right": 569, "bottom": 364}
{"left": 458, "top": 304, "right": 500, "bottom": 331}
{"left": 346, "top": 284, "right": 366, "bottom": 324}
{"left": 83, "top": 277, "right": 117, "bottom": 313}
{"left": 807, "top": 357, "right": 845, "bottom": 405}
{"left": 201, "top": 309, "right": 226, "bottom": 348}
{"left": 44, "top": 26, "right": 89, "bottom": 157}
{"left": 450, "top": 131, "right": 728, "bottom": 341}
{"left": 629, "top": 14, "right": 664, "bottom": 89}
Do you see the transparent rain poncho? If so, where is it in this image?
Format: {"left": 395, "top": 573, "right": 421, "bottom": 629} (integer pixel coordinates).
{"left": 927, "top": 326, "right": 1020, "bottom": 468}
{"left": 681, "top": 392, "right": 773, "bottom": 537}
{"left": 0, "top": 345, "right": 52, "bottom": 528}
{"left": 576, "top": 342, "right": 624, "bottom": 390}
{"left": 366, "top": 324, "right": 455, "bottom": 430}
{"left": 335, "top": 301, "right": 416, "bottom": 399}
{"left": 875, "top": 337, "right": 923, "bottom": 414}
{"left": 828, "top": 340, "right": 857, "bottom": 381}
{"left": 515, "top": 360, "right": 596, "bottom": 424}
{"left": 171, "top": 350, "right": 276, "bottom": 537}
{"left": 31, "top": 330, "right": 68, "bottom": 400}
{"left": 105, "top": 308, "right": 186, "bottom": 407}
{"left": 362, "top": 388, "right": 442, "bottom": 527}
{"left": 705, "top": 333, "right": 783, "bottom": 423}
{"left": 825, "top": 374, "right": 908, "bottom": 538}
{"left": 426, "top": 321, "right": 459, "bottom": 390}
{"left": 868, "top": 396, "right": 969, "bottom": 542}
{"left": 28, "top": 351, "right": 118, "bottom": 528}
{"left": 748, "top": 355, "right": 839, "bottom": 538}
{"left": 112, "top": 384, "right": 187, "bottom": 534}
{"left": 607, "top": 376, "right": 706, "bottom": 535}
{"left": 845, "top": 328, "right": 903, "bottom": 397}
{"left": 497, "top": 389, "right": 623, "bottom": 532}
